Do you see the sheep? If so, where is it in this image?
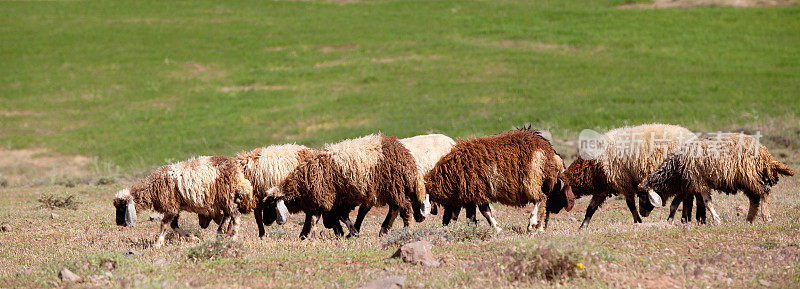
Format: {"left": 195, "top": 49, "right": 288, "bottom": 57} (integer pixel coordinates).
{"left": 640, "top": 132, "right": 794, "bottom": 224}
{"left": 563, "top": 123, "right": 695, "bottom": 229}
{"left": 232, "top": 144, "right": 315, "bottom": 239}
{"left": 343, "top": 134, "right": 456, "bottom": 236}
{"left": 266, "top": 133, "right": 430, "bottom": 239}
{"left": 424, "top": 127, "right": 575, "bottom": 233}
{"left": 113, "top": 155, "right": 254, "bottom": 248}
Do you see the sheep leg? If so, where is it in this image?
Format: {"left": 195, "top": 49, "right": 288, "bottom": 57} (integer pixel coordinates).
{"left": 694, "top": 193, "right": 707, "bottom": 224}
{"left": 451, "top": 206, "right": 462, "bottom": 222}
{"left": 579, "top": 194, "right": 607, "bottom": 229}
{"left": 478, "top": 204, "right": 502, "bottom": 233}
{"left": 169, "top": 214, "right": 191, "bottom": 238}
{"left": 465, "top": 204, "right": 478, "bottom": 225}
{"left": 442, "top": 206, "right": 454, "bottom": 226}
{"left": 667, "top": 195, "right": 682, "bottom": 223}
{"left": 228, "top": 212, "right": 241, "bottom": 240}
{"left": 154, "top": 214, "right": 176, "bottom": 248}
{"left": 526, "top": 202, "right": 543, "bottom": 232}
{"left": 299, "top": 213, "right": 321, "bottom": 240}
{"left": 624, "top": 194, "right": 643, "bottom": 224}
{"left": 745, "top": 192, "right": 760, "bottom": 224}
{"left": 680, "top": 193, "right": 694, "bottom": 224}
{"left": 216, "top": 216, "right": 230, "bottom": 235}
{"left": 760, "top": 193, "right": 772, "bottom": 222}
{"left": 379, "top": 205, "right": 400, "bottom": 237}
{"left": 254, "top": 207, "right": 265, "bottom": 239}
{"left": 350, "top": 205, "right": 372, "bottom": 237}
{"left": 701, "top": 191, "right": 722, "bottom": 224}
{"left": 341, "top": 213, "right": 358, "bottom": 238}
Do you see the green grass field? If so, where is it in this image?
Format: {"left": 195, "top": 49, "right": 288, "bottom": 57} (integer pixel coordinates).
{"left": 1, "top": 0, "right": 799, "bottom": 288}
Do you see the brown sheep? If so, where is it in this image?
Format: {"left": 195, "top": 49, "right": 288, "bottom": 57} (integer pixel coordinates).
{"left": 266, "top": 134, "right": 429, "bottom": 239}
{"left": 640, "top": 133, "right": 794, "bottom": 224}
{"left": 563, "top": 124, "right": 695, "bottom": 229}
{"left": 424, "top": 128, "right": 575, "bottom": 233}
{"left": 113, "top": 156, "right": 254, "bottom": 247}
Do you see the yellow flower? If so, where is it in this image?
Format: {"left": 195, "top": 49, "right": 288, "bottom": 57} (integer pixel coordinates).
{"left": 576, "top": 263, "right": 584, "bottom": 269}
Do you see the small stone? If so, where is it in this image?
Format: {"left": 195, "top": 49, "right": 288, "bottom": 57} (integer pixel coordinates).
{"left": 759, "top": 279, "right": 771, "bottom": 287}
{"left": 50, "top": 213, "right": 60, "bottom": 219}
{"left": 149, "top": 213, "right": 163, "bottom": 222}
{"left": 124, "top": 250, "right": 141, "bottom": 257}
{"left": 569, "top": 217, "right": 578, "bottom": 222}
{"left": 391, "top": 240, "right": 439, "bottom": 267}
{"left": 1, "top": 224, "right": 9, "bottom": 232}
{"left": 357, "top": 276, "right": 405, "bottom": 289}
{"left": 58, "top": 268, "right": 82, "bottom": 283}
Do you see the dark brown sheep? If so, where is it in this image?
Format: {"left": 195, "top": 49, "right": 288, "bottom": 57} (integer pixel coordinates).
{"left": 424, "top": 128, "right": 575, "bottom": 232}
{"left": 266, "top": 134, "right": 429, "bottom": 239}
{"left": 113, "top": 156, "right": 254, "bottom": 247}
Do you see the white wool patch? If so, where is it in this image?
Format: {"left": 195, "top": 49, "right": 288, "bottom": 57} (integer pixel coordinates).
{"left": 114, "top": 188, "right": 131, "bottom": 200}
{"left": 600, "top": 124, "right": 695, "bottom": 193}
{"left": 325, "top": 134, "right": 384, "bottom": 195}
{"left": 522, "top": 151, "right": 546, "bottom": 202}
{"left": 168, "top": 156, "right": 219, "bottom": 209}
{"left": 400, "top": 134, "right": 456, "bottom": 174}
{"left": 238, "top": 144, "right": 309, "bottom": 198}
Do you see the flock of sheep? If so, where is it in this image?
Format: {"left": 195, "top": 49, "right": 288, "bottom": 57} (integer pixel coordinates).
{"left": 112, "top": 123, "right": 794, "bottom": 247}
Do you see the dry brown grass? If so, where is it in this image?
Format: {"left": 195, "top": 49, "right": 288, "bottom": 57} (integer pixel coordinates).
{"left": 0, "top": 172, "right": 797, "bottom": 288}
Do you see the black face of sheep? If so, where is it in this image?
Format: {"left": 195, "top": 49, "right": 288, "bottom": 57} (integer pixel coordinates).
{"left": 411, "top": 195, "right": 431, "bottom": 222}
{"left": 113, "top": 199, "right": 137, "bottom": 227}
{"left": 263, "top": 197, "right": 289, "bottom": 226}
{"left": 546, "top": 179, "right": 576, "bottom": 214}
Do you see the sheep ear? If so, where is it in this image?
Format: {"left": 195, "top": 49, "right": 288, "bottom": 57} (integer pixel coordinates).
{"left": 647, "top": 189, "right": 663, "bottom": 207}
{"left": 275, "top": 199, "right": 289, "bottom": 225}
{"left": 125, "top": 199, "right": 137, "bottom": 227}
{"left": 564, "top": 185, "right": 575, "bottom": 212}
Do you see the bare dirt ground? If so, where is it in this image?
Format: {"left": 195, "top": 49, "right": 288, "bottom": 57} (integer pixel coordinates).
{"left": 0, "top": 149, "right": 93, "bottom": 187}
{"left": 619, "top": 0, "right": 799, "bottom": 8}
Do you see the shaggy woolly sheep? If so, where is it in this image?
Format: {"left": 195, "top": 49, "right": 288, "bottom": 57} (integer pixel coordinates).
{"left": 234, "top": 144, "right": 315, "bottom": 238}
{"left": 424, "top": 128, "right": 575, "bottom": 233}
{"left": 563, "top": 123, "right": 695, "bottom": 228}
{"left": 266, "top": 134, "right": 429, "bottom": 239}
{"left": 343, "top": 134, "right": 455, "bottom": 236}
{"left": 640, "top": 132, "right": 794, "bottom": 223}
{"left": 113, "top": 156, "right": 254, "bottom": 247}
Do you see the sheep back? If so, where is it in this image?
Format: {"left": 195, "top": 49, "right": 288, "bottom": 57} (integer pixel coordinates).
{"left": 425, "top": 128, "right": 562, "bottom": 207}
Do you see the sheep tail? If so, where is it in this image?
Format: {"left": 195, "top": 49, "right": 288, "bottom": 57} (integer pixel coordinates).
{"left": 772, "top": 160, "right": 795, "bottom": 176}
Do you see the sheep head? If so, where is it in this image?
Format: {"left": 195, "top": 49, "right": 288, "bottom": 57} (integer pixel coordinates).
{"left": 113, "top": 188, "right": 137, "bottom": 227}
{"left": 546, "top": 178, "right": 576, "bottom": 213}
{"left": 263, "top": 187, "right": 289, "bottom": 225}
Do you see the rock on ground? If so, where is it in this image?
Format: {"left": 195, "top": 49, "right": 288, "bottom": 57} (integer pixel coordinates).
{"left": 391, "top": 240, "right": 440, "bottom": 267}
{"left": 357, "top": 276, "right": 405, "bottom": 289}
{"left": 59, "top": 268, "right": 82, "bottom": 283}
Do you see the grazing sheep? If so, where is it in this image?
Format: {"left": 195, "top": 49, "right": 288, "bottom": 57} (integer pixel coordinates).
{"left": 267, "top": 134, "right": 429, "bottom": 239}
{"left": 234, "top": 144, "right": 315, "bottom": 238}
{"left": 346, "top": 134, "right": 456, "bottom": 236}
{"left": 113, "top": 156, "right": 254, "bottom": 247}
{"left": 563, "top": 123, "right": 695, "bottom": 229}
{"left": 424, "top": 128, "right": 575, "bottom": 233}
{"left": 640, "top": 133, "right": 794, "bottom": 224}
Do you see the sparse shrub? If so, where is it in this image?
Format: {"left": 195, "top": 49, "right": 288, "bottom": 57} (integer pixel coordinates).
{"left": 760, "top": 241, "right": 779, "bottom": 250}
{"left": 37, "top": 193, "right": 81, "bottom": 210}
{"left": 0, "top": 178, "right": 8, "bottom": 188}
{"left": 381, "top": 227, "right": 454, "bottom": 248}
{"left": 447, "top": 223, "right": 495, "bottom": 242}
{"left": 186, "top": 240, "right": 242, "bottom": 261}
{"left": 499, "top": 245, "right": 582, "bottom": 282}
{"left": 95, "top": 177, "right": 115, "bottom": 185}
